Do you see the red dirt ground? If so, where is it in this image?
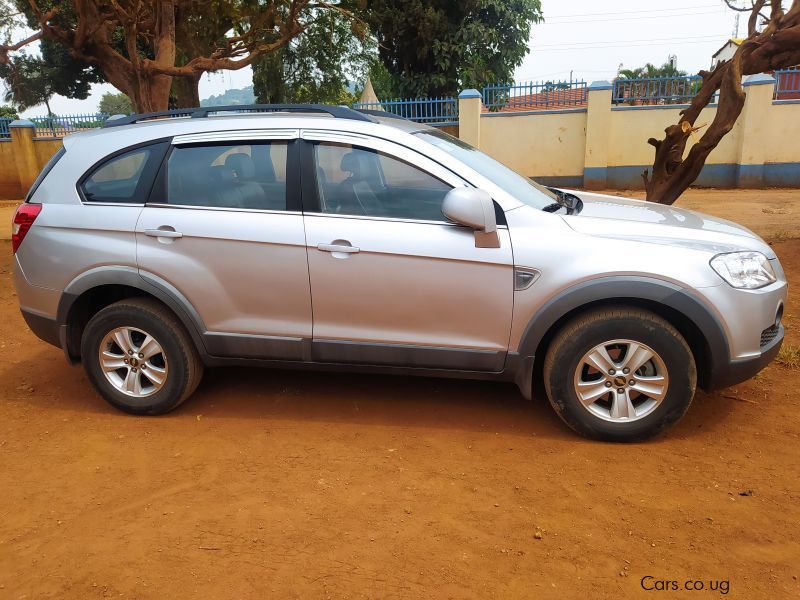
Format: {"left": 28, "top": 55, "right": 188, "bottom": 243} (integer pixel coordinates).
{"left": 0, "top": 194, "right": 798, "bottom": 598}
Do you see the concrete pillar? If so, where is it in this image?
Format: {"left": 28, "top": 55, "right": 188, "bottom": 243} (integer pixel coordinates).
{"left": 736, "top": 73, "right": 776, "bottom": 188}
{"left": 458, "top": 89, "right": 482, "bottom": 148}
{"left": 9, "top": 120, "right": 39, "bottom": 195}
{"left": 582, "top": 80, "right": 613, "bottom": 190}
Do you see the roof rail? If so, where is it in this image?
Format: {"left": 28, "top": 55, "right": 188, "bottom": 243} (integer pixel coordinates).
{"left": 351, "top": 108, "right": 410, "bottom": 122}
{"left": 103, "top": 103, "right": 373, "bottom": 128}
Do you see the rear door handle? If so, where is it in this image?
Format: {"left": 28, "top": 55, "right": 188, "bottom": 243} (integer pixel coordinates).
{"left": 317, "top": 243, "right": 359, "bottom": 254}
{"left": 145, "top": 227, "right": 183, "bottom": 239}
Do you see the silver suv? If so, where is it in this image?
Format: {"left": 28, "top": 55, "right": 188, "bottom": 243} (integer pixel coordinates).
{"left": 12, "top": 105, "right": 787, "bottom": 441}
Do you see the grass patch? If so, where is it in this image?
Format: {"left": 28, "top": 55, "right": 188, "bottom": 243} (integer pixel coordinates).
{"left": 777, "top": 344, "right": 800, "bottom": 370}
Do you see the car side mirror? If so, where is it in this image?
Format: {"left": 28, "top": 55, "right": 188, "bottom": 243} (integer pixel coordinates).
{"left": 441, "top": 188, "right": 500, "bottom": 248}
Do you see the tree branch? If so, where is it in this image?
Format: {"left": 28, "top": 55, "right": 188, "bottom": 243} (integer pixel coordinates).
{"left": 723, "top": 0, "right": 756, "bottom": 12}
{"left": 145, "top": 25, "right": 306, "bottom": 76}
{"left": 0, "top": 30, "right": 43, "bottom": 64}
{"left": 644, "top": 0, "right": 800, "bottom": 204}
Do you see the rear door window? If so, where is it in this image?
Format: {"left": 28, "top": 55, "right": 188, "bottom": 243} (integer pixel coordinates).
{"left": 165, "top": 142, "right": 288, "bottom": 211}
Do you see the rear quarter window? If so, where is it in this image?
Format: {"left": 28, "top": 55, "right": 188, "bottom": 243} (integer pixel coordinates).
{"left": 79, "top": 141, "right": 169, "bottom": 204}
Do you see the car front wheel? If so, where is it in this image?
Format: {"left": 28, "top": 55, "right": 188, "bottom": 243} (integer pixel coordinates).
{"left": 81, "top": 298, "right": 204, "bottom": 415}
{"left": 543, "top": 307, "right": 696, "bottom": 442}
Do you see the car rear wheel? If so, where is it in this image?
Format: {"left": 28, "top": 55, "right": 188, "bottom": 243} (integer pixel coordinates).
{"left": 81, "top": 298, "right": 203, "bottom": 415}
{"left": 543, "top": 307, "right": 696, "bottom": 442}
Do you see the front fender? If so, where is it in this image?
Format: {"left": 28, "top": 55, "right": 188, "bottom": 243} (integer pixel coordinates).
{"left": 514, "top": 276, "right": 731, "bottom": 390}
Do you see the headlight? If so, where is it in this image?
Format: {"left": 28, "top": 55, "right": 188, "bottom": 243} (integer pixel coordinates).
{"left": 710, "top": 251, "right": 776, "bottom": 289}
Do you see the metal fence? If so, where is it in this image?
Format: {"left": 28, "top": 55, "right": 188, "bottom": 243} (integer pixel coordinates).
{"left": 28, "top": 113, "right": 111, "bottom": 138}
{"left": 353, "top": 97, "right": 458, "bottom": 125}
{"left": 482, "top": 79, "right": 587, "bottom": 111}
{"left": 0, "top": 117, "right": 11, "bottom": 140}
{"left": 5, "top": 70, "right": 793, "bottom": 138}
{"left": 612, "top": 75, "right": 702, "bottom": 105}
{"left": 775, "top": 67, "right": 800, "bottom": 100}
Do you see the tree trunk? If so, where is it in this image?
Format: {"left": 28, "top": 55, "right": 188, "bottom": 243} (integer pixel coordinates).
{"left": 644, "top": 59, "right": 745, "bottom": 205}
{"left": 123, "top": 73, "right": 173, "bottom": 113}
{"left": 2, "top": 0, "right": 311, "bottom": 115}
{"left": 171, "top": 73, "right": 201, "bottom": 108}
{"left": 643, "top": 0, "right": 800, "bottom": 204}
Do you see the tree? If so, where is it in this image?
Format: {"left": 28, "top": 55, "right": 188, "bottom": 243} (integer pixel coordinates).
{"left": 0, "top": 1, "right": 342, "bottom": 113}
{"left": 364, "top": 59, "right": 395, "bottom": 99}
{"left": 0, "top": 37, "right": 100, "bottom": 114}
{"left": 618, "top": 60, "right": 687, "bottom": 80}
{"left": 98, "top": 91, "right": 132, "bottom": 115}
{"left": 170, "top": 1, "right": 245, "bottom": 108}
{"left": 364, "top": 0, "right": 543, "bottom": 98}
{"left": 0, "top": 53, "right": 56, "bottom": 113}
{"left": 253, "top": 7, "right": 373, "bottom": 105}
{"left": 0, "top": 104, "right": 18, "bottom": 118}
{"left": 644, "top": 1, "right": 800, "bottom": 204}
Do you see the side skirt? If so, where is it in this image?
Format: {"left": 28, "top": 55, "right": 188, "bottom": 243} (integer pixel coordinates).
{"left": 200, "top": 333, "right": 526, "bottom": 387}
{"left": 201, "top": 354, "right": 516, "bottom": 384}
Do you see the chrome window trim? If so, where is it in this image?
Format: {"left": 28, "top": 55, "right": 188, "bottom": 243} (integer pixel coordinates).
{"left": 301, "top": 129, "right": 371, "bottom": 144}
{"left": 144, "top": 202, "right": 302, "bottom": 216}
{"left": 303, "top": 211, "right": 508, "bottom": 229}
{"left": 81, "top": 201, "right": 146, "bottom": 208}
{"left": 172, "top": 129, "right": 299, "bottom": 145}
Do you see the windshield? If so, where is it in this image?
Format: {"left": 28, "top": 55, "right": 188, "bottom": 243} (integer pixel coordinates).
{"left": 414, "top": 129, "right": 559, "bottom": 209}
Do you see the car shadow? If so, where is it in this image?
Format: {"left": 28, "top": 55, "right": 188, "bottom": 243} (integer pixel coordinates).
{"left": 0, "top": 345, "right": 740, "bottom": 442}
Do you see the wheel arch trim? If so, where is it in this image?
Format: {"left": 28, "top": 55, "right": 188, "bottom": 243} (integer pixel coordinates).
{"left": 57, "top": 266, "right": 208, "bottom": 358}
{"left": 516, "top": 276, "right": 730, "bottom": 378}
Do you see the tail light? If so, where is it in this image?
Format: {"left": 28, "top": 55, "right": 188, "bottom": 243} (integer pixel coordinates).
{"left": 11, "top": 203, "right": 42, "bottom": 254}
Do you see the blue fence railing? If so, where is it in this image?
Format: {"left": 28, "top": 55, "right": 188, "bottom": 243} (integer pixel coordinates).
{"left": 8, "top": 70, "right": 792, "bottom": 138}
{"left": 29, "top": 113, "right": 112, "bottom": 138}
{"left": 353, "top": 97, "right": 458, "bottom": 125}
{"left": 0, "top": 117, "right": 12, "bottom": 140}
{"left": 482, "top": 79, "right": 587, "bottom": 111}
{"left": 775, "top": 67, "right": 800, "bottom": 99}
{"left": 612, "top": 75, "right": 702, "bottom": 105}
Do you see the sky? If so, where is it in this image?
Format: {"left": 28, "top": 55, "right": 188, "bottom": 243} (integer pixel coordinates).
{"left": 16, "top": 0, "right": 739, "bottom": 117}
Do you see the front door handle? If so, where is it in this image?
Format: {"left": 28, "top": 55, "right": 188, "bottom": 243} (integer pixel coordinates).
{"left": 145, "top": 227, "right": 183, "bottom": 239}
{"left": 317, "top": 242, "right": 360, "bottom": 254}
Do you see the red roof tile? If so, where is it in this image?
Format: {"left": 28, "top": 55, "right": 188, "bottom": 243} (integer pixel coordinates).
{"left": 482, "top": 88, "right": 587, "bottom": 113}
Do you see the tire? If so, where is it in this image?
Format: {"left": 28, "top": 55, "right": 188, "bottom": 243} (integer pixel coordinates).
{"left": 80, "top": 298, "right": 204, "bottom": 415}
{"left": 543, "top": 307, "right": 696, "bottom": 442}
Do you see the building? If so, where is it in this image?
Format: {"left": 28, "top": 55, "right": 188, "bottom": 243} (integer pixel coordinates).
{"left": 711, "top": 38, "right": 743, "bottom": 68}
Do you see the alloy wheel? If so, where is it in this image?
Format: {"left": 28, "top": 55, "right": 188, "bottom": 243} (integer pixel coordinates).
{"left": 573, "top": 339, "right": 669, "bottom": 422}
{"left": 98, "top": 326, "right": 169, "bottom": 397}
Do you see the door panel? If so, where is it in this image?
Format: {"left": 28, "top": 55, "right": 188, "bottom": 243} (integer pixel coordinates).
{"left": 304, "top": 214, "right": 514, "bottom": 370}
{"left": 301, "top": 133, "right": 514, "bottom": 371}
{"left": 136, "top": 134, "right": 312, "bottom": 359}
{"left": 137, "top": 207, "right": 311, "bottom": 340}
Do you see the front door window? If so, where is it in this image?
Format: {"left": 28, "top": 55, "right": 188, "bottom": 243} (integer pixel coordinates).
{"left": 314, "top": 142, "right": 452, "bottom": 222}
